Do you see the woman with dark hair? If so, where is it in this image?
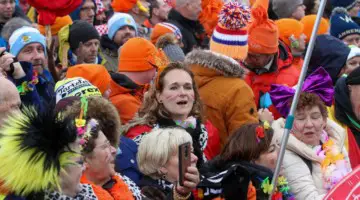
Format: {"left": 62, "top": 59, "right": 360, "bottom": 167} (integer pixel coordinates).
{"left": 197, "top": 122, "right": 294, "bottom": 200}
{"left": 270, "top": 67, "right": 352, "bottom": 199}
{"left": 125, "top": 62, "right": 220, "bottom": 167}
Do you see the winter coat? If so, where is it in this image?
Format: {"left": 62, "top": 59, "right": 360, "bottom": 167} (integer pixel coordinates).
{"left": 167, "top": 9, "right": 208, "bottom": 54}
{"left": 271, "top": 118, "right": 350, "bottom": 200}
{"left": 244, "top": 42, "right": 300, "bottom": 119}
{"left": 100, "top": 34, "right": 120, "bottom": 72}
{"left": 306, "top": 34, "right": 350, "bottom": 84}
{"left": 115, "top": 136, "right": 142, "bottom": 185}
{"left": 10, "top": 62, "right": 55, "bottom": 112}
{"left": 196, "top": 158, "right": 274, "bottom": 200}
{"left": 185, "top": 49, "right": 259, "bottom": 149}
{"left": 109, "top": 73, "right": 148, "bottom": 124}
{"left": 125, "top": 117, "right": 221, "bottom": 163}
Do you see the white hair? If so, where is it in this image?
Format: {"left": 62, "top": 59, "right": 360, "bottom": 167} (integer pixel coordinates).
{"left": 137, "top": 128, "right": 193, "bottom": 179}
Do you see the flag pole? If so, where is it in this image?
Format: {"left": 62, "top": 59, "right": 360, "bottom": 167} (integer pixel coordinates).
{"left": 268, "top": 0, "right": 328, "bottom": 198}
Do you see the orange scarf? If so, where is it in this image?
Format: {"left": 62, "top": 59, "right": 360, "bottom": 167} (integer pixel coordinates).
{"left": 80, "top": 174, "right": 135, "bottom": 200}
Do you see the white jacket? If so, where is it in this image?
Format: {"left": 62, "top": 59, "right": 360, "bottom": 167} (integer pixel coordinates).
{"left": 272, "top": 118, "right": 350, "bottom": 200}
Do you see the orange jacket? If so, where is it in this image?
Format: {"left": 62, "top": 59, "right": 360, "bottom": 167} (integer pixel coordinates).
{"left": 245, "top": 42, "right": 300, "bottom": 119}
{"left": 109, "top": 74, "right": 148, "bottom": 124}
{"left": 185, "top": 49, "right": 259, "bottom": 149}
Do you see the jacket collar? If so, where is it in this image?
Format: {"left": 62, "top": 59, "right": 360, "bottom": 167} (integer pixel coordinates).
{"left": 185, "top": 49, "right": 246, "bottom": 78}
{"left": 168, "top": 9, "right": 198, "bottom": 27}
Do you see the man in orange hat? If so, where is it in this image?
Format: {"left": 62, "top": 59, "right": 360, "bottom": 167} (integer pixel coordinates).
{"left": 275, "top": 18, "right": 307, "bottom": 70}
{"left": 244, "top": 0, "right": 300, "bottom": 119}
{"left": 109, "top": 37, "right": 168, "bottom": 124}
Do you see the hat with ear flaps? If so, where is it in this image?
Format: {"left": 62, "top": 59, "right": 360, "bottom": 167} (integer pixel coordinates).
{"left": 0, "top": 105, "right": 83, "bottom": 196}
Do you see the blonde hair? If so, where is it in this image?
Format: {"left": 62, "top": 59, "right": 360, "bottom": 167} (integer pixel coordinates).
{"left": 125, "top": 62, "right": 203, "bottom": 132}
{"left": 137, "top": 128, "right": 193, "bottom": 179}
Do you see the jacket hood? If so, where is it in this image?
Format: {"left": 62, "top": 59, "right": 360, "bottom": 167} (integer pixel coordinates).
{"left": 70, "top": 0, "right": 96, "bottom": 22}
{"left": 185, "top": 49, "right": 246, "bottom": 78}
{"left": 109, "top": 72, "right": 140, "bottom": 96}
{"left": 272, "top": 118, "right": 346, "bottom": 162}
{"left": 307, "top": 35, "right": 350, "bottom": 84}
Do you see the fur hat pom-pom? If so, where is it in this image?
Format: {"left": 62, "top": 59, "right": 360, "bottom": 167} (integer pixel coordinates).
{"left": 251, "top": 5, "right": 268, "bottom": 26}
{"left": 218, "top": 2, "right": 251, "bottom": 30}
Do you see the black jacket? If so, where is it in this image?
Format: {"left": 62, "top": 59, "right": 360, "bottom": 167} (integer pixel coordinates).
{"left": 198, "top": 157, "right": 274, "bottom": 200}
{"left": 167, "top": 9, "right": 208, "bottom": 54}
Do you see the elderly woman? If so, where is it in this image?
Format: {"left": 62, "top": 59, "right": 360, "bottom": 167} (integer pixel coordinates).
{"left": 61, "top": 96, "right": 142, "bottom": 184}
{"left": 0, "top": 106, "right": 98, "bottom": 199}
{"left": 137, "top": 128, "right": 200, "bottom": 200}
{"left": 79, "top": 119, "right": 142, "bottom": 200}
{"left": 270, "top": 67, "right": 352, "bottom": 199}
{"left": 197, "top": 123, "right": 294, "bottom": 200}
{"left": 125, "top": 62, "right": 220, "bottom": 166}
{"left": 334, "top": 67, "right": 360, "bottom": 167}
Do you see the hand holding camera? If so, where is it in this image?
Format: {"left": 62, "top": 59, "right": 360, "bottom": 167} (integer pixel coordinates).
{"left": 0, "top": 48, "right": 25, "bottom": 79}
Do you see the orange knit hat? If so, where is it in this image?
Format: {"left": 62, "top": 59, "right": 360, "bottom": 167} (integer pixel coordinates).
{"left": 275, "top": 18, "right": 304, "bottom": 47}
{"left": 119, "top": 37, "right": 169, "bottom": 72}
{"left": 66, "top": 64, "right": 111, "bottom": 94}
{"left": 300, "top": 15, "right": 329, "bottom": 43}
{"left": 199, "top": 0, "right": 224, "bottom": 36}
{"left": 38, "top": 15, "right": 73, "bottom": 36}
{"left": 248, "top": 0, "right": 279, "bottom": 54}
{"left": 150, "top": 22, "right": 182, "bottom": 44}
{"left": 111, "top": 0, "right": 137, "bottom": 12}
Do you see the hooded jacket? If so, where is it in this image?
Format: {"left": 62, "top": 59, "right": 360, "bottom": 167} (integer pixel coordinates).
{"left": 272, "top": 118, "right": 350, "bottom": 200}
{"left": 244, "top": 41, "right": 300, "bottom": 119}
{"left": 70, "top": 0, "right": 96, "bottom": 23}
{"left": 109, "top": 73, "right": 148, "bottom": 124}
{"left": 185, "top": 49, "right": 259, "bottom": 149}
{"left": 100, "top": 34, "right": 120, "bottom": 72}
{"left": 306, "top": 34, "right": 351, "bottom": 84}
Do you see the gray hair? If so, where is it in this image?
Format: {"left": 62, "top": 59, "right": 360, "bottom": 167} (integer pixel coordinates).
{"left": 137, "top": 128, "right": 193, "bottom": 179}
{"left": 1, "top": 17, "right": 32, "bottom": 42}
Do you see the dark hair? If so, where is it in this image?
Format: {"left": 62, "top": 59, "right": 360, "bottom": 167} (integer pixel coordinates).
{"left": 296, "top": 92, "right": 328, "bottom": 118}
{"left": 136, "top": 62, "right": 203, "bottom": 125}
{"left": 81, "top": 122, "right": 101, "bottom": 155}
{"left": 148, "top": 0, "right": 160, "bottom": 19}
{"left": 219, "top": 123, "right": 274, "bottom": 164}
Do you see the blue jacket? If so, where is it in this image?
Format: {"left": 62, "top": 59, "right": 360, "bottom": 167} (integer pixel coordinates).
{"left": 10, "top": 62, "right": 55, "bottom": 111}
{"left": 115, "top": 136, "right": 142, "bottom": 185}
